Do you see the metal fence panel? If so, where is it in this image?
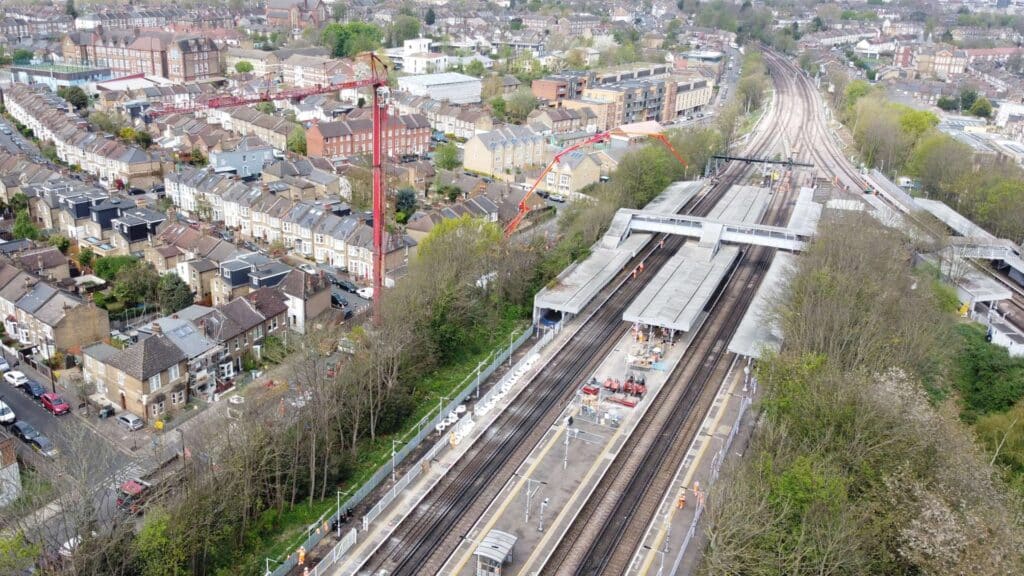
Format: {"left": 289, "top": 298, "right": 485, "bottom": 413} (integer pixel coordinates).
{"left": 272, "top": 328, "right": 532, "bottom": 576}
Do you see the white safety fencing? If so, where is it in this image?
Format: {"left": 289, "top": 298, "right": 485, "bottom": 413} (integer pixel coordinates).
{"left": 268, "top": 327, "right": 534, "bottom": 576}
{"left": 668, "top": 390, "right": 754, "bottom": 576}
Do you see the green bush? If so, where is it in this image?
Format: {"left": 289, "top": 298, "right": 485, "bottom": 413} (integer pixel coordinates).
{"left": 953, "top": 323, "right": 1024, "bottom": 422}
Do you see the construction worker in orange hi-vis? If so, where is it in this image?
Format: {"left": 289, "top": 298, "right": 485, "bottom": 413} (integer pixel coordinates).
{"left": 677, "top": 490, "right": 687, "bottom": 509}
{"left": 298, "top": 546, "right": 306, "bottom": 566}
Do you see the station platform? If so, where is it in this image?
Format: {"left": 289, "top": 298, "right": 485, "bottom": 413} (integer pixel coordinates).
{"left": 920, "top": 253, "right": 1013, "bottom": 305}
{"left": 438, "top": 317, "right": 700, "bottom": 576}
{"left": 707, "top": 185, "right": 770, "bottom": 223}
{"left": 728, "top": 252, "right": 797, "bottom": 358}
{"left": 622, "top": 244, "right": 739, "bottom": 332}
{"left": 627, "top": 358, "right": 759, "bottom": 576}
{"left": 534, "top": 232, "right": 651, "bottom": 318}
{"left": 788, "top": 187, "right": 822, "bottom": 236}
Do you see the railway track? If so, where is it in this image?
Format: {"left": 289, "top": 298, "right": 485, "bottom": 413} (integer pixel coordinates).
{"left": 357, "top": 46, "right": 808, "bottom": 576}
{"left": 541, "top": 50, "right": 812, "bottom": 576}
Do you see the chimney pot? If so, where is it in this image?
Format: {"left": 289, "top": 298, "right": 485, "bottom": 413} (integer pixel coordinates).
{"left": 152, "top": 323, "right": 162, "bottom": 335}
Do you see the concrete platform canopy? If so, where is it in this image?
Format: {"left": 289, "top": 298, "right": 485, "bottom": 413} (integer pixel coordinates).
{"left": 729, "top": 252, "right": 797, "bottom": 358}
{"left": 622, "top": 244, "right": 739, "bottom": 332}
{"left": 706, "top": 185, "right": 770, "bottom": 223}
{"left": 534, "top": 233, "right": 651, "bottom": 317}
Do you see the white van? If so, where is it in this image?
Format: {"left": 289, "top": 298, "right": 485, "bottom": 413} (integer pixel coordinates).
{"left": 0, "top": 399, "right": 14, "bottom": 424}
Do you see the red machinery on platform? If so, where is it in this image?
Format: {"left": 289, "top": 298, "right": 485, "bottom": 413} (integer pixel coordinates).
{"left": 503, "top": 129, "right": 690, "bottom": 237}
{"left": 149, "top": 54, "right": 391, "bottom": 322}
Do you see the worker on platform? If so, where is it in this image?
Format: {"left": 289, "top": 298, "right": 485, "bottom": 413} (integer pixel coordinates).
{"left": 677, "top": 490, "right": 687, "bottom": 509}
{"left": 298, "top": 546, "right": 306, "bottom": 566}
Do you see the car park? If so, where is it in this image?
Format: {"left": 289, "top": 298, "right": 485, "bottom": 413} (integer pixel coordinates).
{"left": 41, "top": 393, "right": 70, "bottom": 415}
{"left": 0, "top": 399, "right": 14, "bottom": 424}
{"left": 11, "top": 420, "right": 39, "bottom": 442}
{"left": 3, "top": 370, "right": 27, "bottom": 387}
{"left": 30, "top": 435, "right": 58, "bottom": 458}
{"left": 116, "top": 412, "right": 144, "bottom": 431}
{"left": 23, "top": 380, "right": 46, "bottom": 401}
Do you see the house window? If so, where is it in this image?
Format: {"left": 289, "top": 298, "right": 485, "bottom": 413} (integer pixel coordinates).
{"left": 149, "top": 374, "right": 161, "bottom": 393}
{"left": 219, "top": 362, "right": 234, "bottom": 379}
{"left": 168, "top": 364, "right": 180, "bottom": 381}
{"left": 171, "top": 390, "right": 186, "bottom": 405}
{"left": 254, "top": 325, "right": 263, "bottom": 340}
{"left": 150, "top": 401, "right": 165, "bottom": 416}
{"left": 235, "top": 338, "right": 241, "bottom": 350}
{"left": 269, "top": 317, "right": 278, "bottom": 331}
{"left": 118, "top": 372, "right": 126, "bottom": 387}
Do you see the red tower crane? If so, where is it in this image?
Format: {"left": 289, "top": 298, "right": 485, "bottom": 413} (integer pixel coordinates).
{"left": 149, "top": 54, "right": 391, "bottom": 323}
{"left": 503, "top": 130, "right": 690, "bottom": 237}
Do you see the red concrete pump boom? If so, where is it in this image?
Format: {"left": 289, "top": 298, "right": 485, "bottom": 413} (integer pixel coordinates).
{"left": 503, "top": 129, "right": 689, "bottom": 237}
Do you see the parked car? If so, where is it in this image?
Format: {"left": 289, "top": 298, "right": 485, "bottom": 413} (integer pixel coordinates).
{"left": 549, "top": 193, "right": 566, "bottom": 203}
{"left": 116, "top": 479, "right": 152, "bottom": 515}
{"left": 30, "top": 435, "right": 58, "bottom": 458}
{"left": 299, "top": 263, "right": 317, "bottom": 274}
{"left": 40, "top": 393, "right": 70, "bottom": 415}
{"left": 0, "top": 399, "right": 14, "bottom": 424}
{"left": 3, "top": 370, "right": 27, "bottom": 387}
{"left": 10, "top": 420, "right": 39, "bottom": 442}
{"left": 0, "top": 358, "right": 9, "bottom": 372}
{"left": 23, "top": 380, "right": 46, "bottom": 401}
{"left": 336, "top": 279, "right": 359, "bottom": 293}
{"left": 116, "top": 413, "right": 144, "bottom": 431}
{"left": 356, "top": 286, "right": 374, "bottom": 300}
{"left": 331, "top": 292, "right": 349, "bottom": 309}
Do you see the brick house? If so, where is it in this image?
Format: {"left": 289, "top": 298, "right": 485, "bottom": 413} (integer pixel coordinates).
{"left": 305, "top": 114, "right": 431, "bottom": 160}
{"left": 93, "top": 330, "right": 189, "bottom": 422}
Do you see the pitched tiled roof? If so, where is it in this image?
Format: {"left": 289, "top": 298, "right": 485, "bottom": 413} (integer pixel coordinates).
{"left": 106, "top": 333, "right": 187, "bottom": 381}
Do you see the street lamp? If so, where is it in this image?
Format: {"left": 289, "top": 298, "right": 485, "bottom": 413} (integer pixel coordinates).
{"left": 391, "top": 438, "right": 402, "bottom": 484}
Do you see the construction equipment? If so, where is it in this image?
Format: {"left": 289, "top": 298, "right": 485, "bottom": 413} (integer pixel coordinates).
{"left": 503, "top": 130, "right": 690, "bottom": 237}
{"left": 148, "top": 54, "right": 392, "bottom": 323}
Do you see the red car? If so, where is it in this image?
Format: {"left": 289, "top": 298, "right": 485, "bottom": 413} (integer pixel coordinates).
{"left": 40, "top": 393, "right": 70, "bottom": 416}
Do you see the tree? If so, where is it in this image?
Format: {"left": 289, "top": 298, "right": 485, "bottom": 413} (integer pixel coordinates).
{"left": 93, "top": 255, "right": 137, "bottom": 282}
{"left": 434, "top": 142, "right": 460, "bottom": 170}
{"left": 505, "top": 88, "right": 539, "bottom": 123}
{"left": 287, "top": 125, "right": 307, "bottom": 155}
{"left": 65, "top": 0, "right": 77, "bottom": 18}
{"left": 395, "top": 188, "right": 417, "bottom": 224}
{"left": 322, "top": 22, "right": 383, "bottom": 58}
{"left": 114, "top": 261, "right": 160, "bottom": 306}
{"left": 12, "top": 210, "right": 39, "bottom": 241}
{"left": 389, "top": 15, "right": 421, "bottom": 47}
{"left": 135, "top": 131, "right": 153, "bottom": 149}
{"left": 12, "top": 49, "right": 33, "bottom": 65}
{"left": 465, "top": 59, "right": 486, "bottom": 77}
{"left": 158, "top": 274, "right": 194, "bottom": 315}
{"left": 425, "top": 7, "right": 436, "bottom": 25}
{"left": 489, "top": 96, "right": 507, "bottom": 121}
{"left": 49, "top": 234, "right": 71, "bottom": 253}
{"left": 119, "top": 127, "right": 137, "bottom": 142}
{"left": 970, "top": 96, "right": 993, "bottom": 118}
{"left": 57, "top": 86, "right": 89, "bottom": 110}
{"left": 0, "top": 531, "right": 40, "bottom": 574}
{"left": 332, "top": 2, "right": 346, "bottom": 22}
{"left": 234, "top": 60, "right": 254, "bottom": 74}
{"left": 78, "top": 246, "right": 94, "bottom": 270}
{"left": 10, "top": 193, "right": 28, "bottom": 215}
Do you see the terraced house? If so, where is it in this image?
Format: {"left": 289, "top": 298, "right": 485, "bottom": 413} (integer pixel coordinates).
{"left": 0, "top": 262, "right": 109, "bottom": 360}
{"left": 2, "top": 84, "right": 162, "bottom": 187}
{"left": 305, "top": 114, "right": 431, "bottom": 161}
{"left": 206, "top": 106, "right": 296, "bottom": 151}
